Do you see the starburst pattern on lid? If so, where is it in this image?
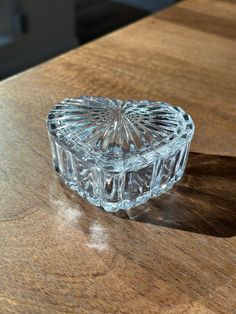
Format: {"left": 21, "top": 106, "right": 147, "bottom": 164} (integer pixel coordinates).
{"left": 47, "top": 96, "right": 193, "bottom": 156}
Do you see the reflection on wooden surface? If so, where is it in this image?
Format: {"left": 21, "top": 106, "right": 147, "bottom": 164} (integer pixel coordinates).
{"left": 125, "top": 153, "right": 236, "bottom": 237}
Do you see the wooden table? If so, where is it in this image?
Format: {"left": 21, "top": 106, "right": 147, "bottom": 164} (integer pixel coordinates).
{"left": 0, "top": 0, "right": 235, "bottom": 313}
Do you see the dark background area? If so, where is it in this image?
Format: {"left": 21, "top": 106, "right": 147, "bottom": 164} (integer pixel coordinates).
{"left": 0, "top": 0, "right": 178, "bottom": 80}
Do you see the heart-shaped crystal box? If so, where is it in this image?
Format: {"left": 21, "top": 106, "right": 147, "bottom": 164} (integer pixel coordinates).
{"left": 47, "top": 96, "right": 194, "bottom": 212}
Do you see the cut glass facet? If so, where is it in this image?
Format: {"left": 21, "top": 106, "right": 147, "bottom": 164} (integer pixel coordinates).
{"left": 47, "top": 96, "right": 194, "bottom": 212}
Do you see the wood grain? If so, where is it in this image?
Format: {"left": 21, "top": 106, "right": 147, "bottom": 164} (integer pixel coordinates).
{"left": 0, "top": 0, "right": 236, "bottom": 313}
{"left": 129, "top": 153, "right": 236, "bottom": 237}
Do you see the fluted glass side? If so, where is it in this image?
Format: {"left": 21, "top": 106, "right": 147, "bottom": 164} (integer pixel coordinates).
{"left": 47, "top": 96, "right": 194, "bottom": 212}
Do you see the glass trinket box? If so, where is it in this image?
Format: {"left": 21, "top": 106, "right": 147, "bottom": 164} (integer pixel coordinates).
{"left": 47, "top": 96, "right": 194, "bottom": 212}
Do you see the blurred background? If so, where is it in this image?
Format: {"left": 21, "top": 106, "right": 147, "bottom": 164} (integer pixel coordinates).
{"left": 0, "top": 0, "right": 178, "bottom": 80}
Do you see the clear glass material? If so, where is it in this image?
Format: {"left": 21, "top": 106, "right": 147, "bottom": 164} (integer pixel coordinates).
{"left": 47, "top": 96, "right": 194, "bottom": 212}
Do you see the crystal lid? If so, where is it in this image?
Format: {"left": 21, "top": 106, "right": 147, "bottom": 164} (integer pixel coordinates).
{"left": 47, "top": 96, "right": 194, "bottom": 168}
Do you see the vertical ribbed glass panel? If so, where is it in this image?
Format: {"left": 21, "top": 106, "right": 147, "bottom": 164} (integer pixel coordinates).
{"left": 125, "top": 164, "right": 153, "bottom": 200}
{"left": 48, "top": 133, "right": 59, "bottom": 171}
